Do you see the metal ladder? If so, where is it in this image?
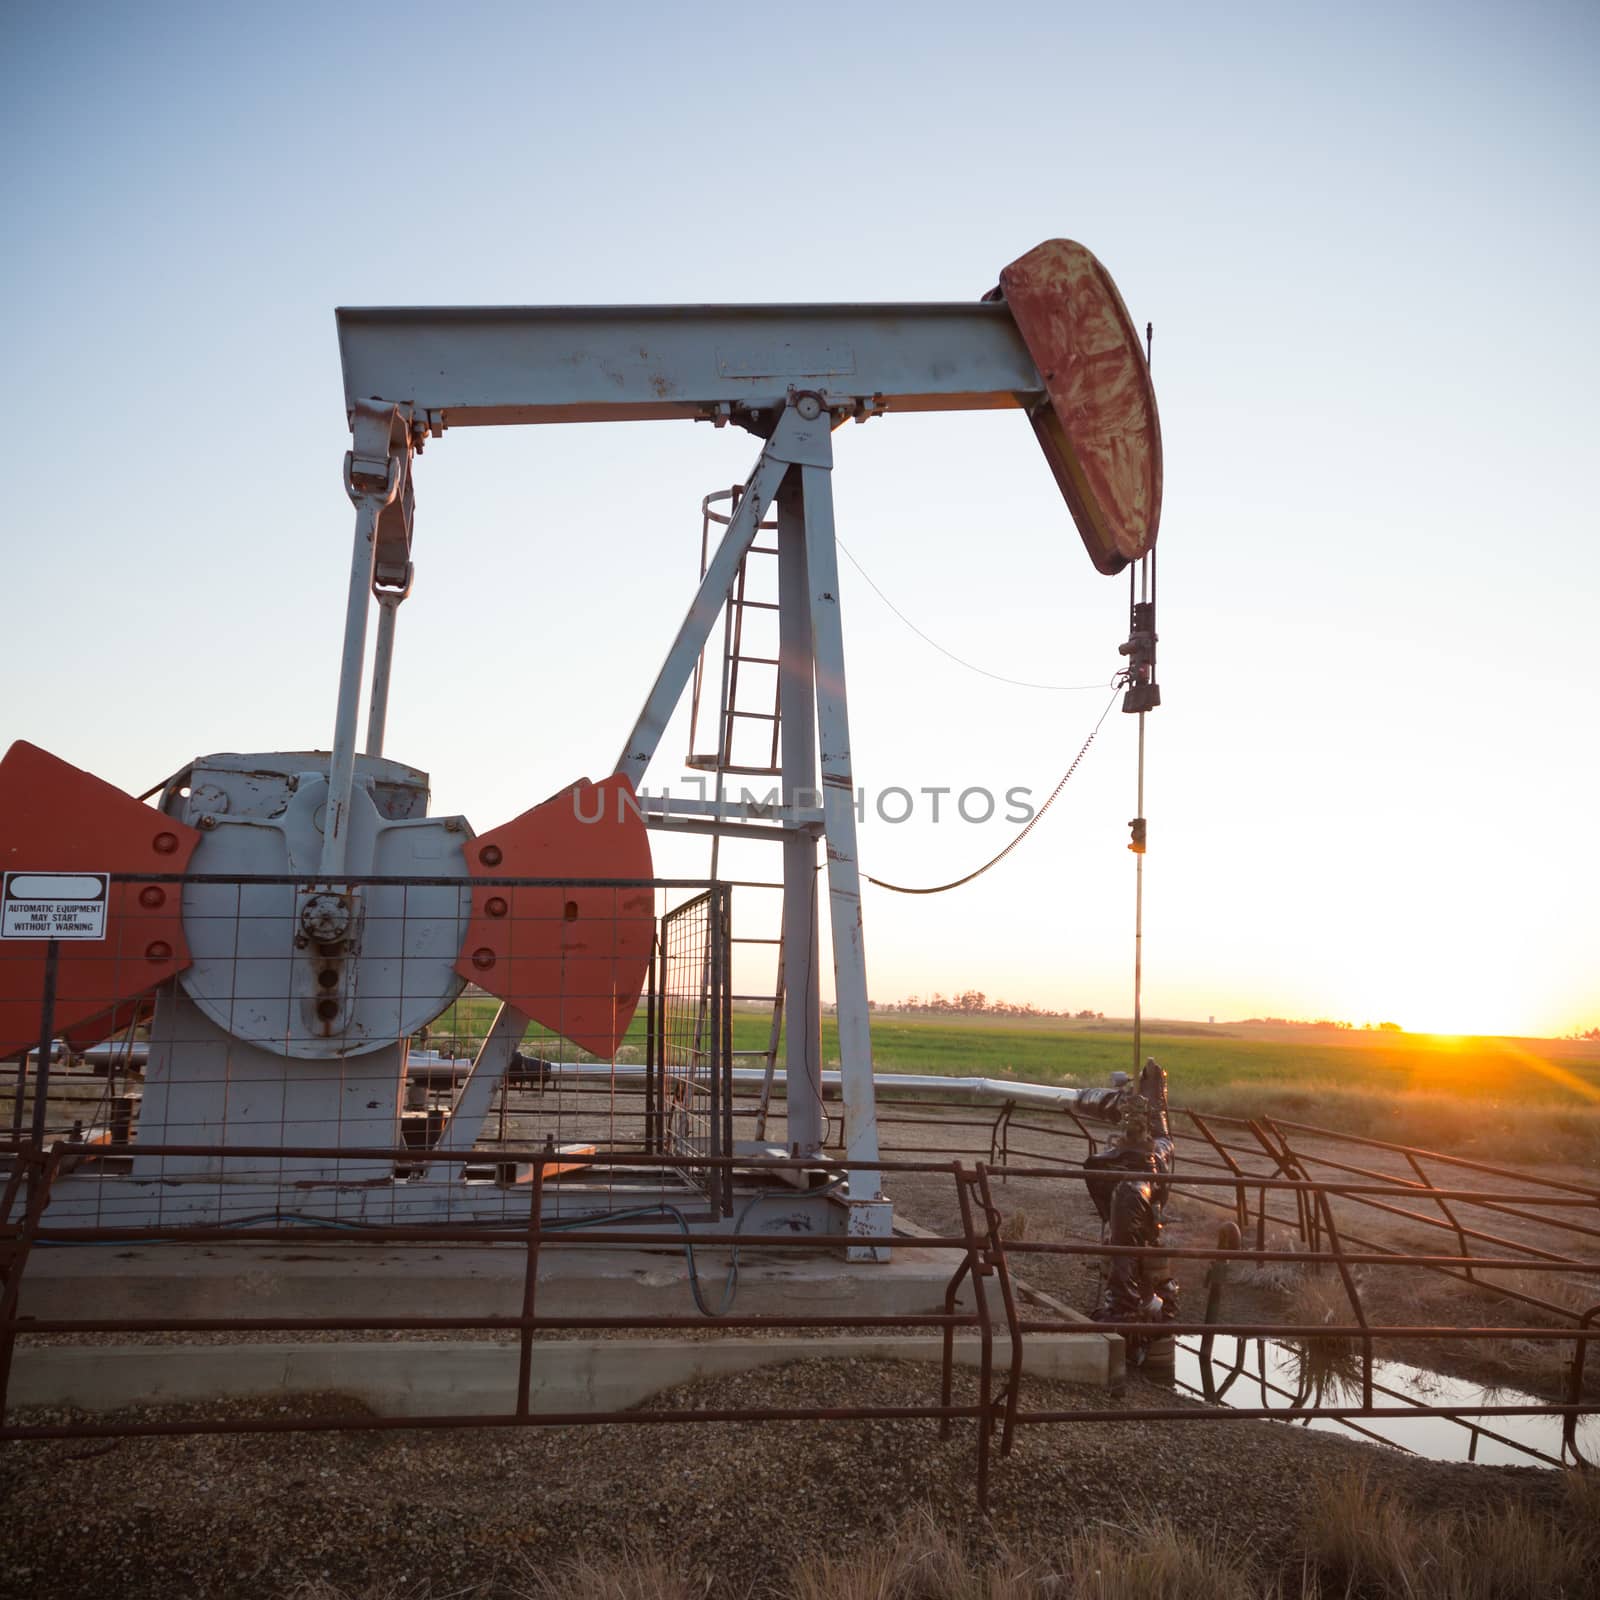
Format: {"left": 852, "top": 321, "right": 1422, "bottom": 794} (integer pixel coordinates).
{"left": 687, "top": 487, "right": 788, "bottom": 1142}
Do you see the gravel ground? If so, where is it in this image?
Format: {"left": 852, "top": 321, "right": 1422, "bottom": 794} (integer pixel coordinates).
{"left": 0, "top": 1358, "right": 1571, "bottom": 1600}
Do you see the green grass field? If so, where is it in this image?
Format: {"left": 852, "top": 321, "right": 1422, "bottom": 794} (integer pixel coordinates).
{"left": 427, "top": 997, "right": 1600, "bottom": 1163}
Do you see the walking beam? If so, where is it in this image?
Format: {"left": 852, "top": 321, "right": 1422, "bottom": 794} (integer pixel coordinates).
{"left": 337, "top": 301, "right": 1044, "bottom": 429}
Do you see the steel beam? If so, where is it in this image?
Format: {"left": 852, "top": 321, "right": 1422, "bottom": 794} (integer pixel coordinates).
{"left": 798, "top": 456, "right": 882, "bottom": 1211}
{"left": 364, "top": 594, "right": 400, "bottom": 758}
{"left": 435, "top": 1003, "right": 530, "bottom": 1154}
{"left": 323, "top": 469, "right": 388, "bottom": 873}
{"left": 777, "top": 477, "right": 824, "bottom": 1159}
{"left": 337, "top": 302, "right": 1043, "bottom": 427}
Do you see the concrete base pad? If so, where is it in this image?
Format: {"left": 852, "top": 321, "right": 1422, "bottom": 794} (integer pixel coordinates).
{"left": 12, "top": 1224, "right": 1122, "bottom": 1414}
{"left": 18, "top": 1240, "right": 973, "bottom": 1323}
{"left": 10, "top": 1332, "right": 1116, "bottom": 1417}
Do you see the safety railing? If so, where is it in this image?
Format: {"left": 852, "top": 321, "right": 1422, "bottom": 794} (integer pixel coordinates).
{"left": 0, "top": 1146, "right": 1019, "bottom": 1500}
{"left": 2, "top": 1144, "right": 1596, "bottom": 1504}
{"left": 1160, "top": 1107, "right": 1600, "bottom": 1325}
{"left": 980, "top": 1164, "right": 1599, "bottom": 1473}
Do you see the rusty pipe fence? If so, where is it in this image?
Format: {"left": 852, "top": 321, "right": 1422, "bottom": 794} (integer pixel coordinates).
{"left": 2, "top": 1142, "right": 1597, "bottom": 1503}
{"left": 0, "top": 1144, "right": 1021, "bottom": 1501}
{"left": 1155, "top": 1107, "right": 1600, "bottom": 1331}
{"left": 871, "top": 1090, "right": 1599, "bottom": 1327}
{"left": 935, "top": 1091, "right": 1600, "bottom": 1466}
{"left": 980, "top": 1167, "right": 1599, "bottom": 1467}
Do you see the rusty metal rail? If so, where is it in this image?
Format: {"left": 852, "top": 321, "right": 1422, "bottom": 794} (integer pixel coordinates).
{"left": 3, "top": 1125, "right": 1598, "bottom": 1500}
{"left": 884, "top": 1090, "right": 1600, "bottom": 1332}
{"left": 0, "top": 1145, "right": 1022, "bottom": 1503}
{"left": 1158, "top": 1108, "right": 1600, "bottom": 1330}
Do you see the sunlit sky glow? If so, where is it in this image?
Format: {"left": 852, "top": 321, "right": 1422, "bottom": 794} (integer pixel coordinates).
{"left": 3, "top": 2, "right": 1595, "bottom": 1038}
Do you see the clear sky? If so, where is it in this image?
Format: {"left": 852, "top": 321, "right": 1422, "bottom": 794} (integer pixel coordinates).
{"left": 3, "top": 2, "right": 1595, "bottom": 1037}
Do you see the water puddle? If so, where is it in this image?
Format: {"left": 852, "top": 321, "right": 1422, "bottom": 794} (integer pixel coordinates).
{"left": 1173, "top": 1335, "right": 1598, "bottom": 1468}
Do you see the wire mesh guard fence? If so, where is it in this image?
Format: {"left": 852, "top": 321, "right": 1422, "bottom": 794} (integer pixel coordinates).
{"left": 0, "top": 872, "right": 744, "bottom": 1228}
{"left": 654, "top": 886, "right": 734, "bottom": 1214}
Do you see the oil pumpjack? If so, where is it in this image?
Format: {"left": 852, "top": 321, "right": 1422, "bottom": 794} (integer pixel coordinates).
{"left": 0, "top": 240, "right": 1161, "bottom": 1249}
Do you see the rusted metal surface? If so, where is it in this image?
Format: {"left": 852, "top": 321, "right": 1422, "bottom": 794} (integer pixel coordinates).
{"left": 996, "top": 239, "right": 1162, "bottom": 575}
{"left": 1568, "top": 1302, "right": 1600, "bottom": 1468}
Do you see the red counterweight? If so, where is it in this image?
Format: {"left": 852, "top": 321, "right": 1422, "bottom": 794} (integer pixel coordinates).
{"left": 453, "top": 774, "right": 654, "bottom": 1059}
{"left": 997, "top": 238, "right": 1163, "bottom": 576}
{"left": 0, "top": 741, "right": 200, "bottom": 1059}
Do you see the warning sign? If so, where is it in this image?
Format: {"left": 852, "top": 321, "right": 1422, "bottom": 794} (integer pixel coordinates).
{"left": 2, "top": 872, "right": 110, "bottom": 940}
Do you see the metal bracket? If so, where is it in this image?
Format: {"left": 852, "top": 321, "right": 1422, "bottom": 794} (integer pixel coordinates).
{"left": 765, "top": 398, "right": 833, "bottom": 468}
{"left": 346, "top": 399, "right": 416, "bottom": 587}
{"left": 1119, "top": 599, "right": 1160, "bottom": 713}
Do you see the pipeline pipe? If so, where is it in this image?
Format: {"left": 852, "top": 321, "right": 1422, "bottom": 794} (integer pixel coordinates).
{"left": 397, "top": 1055, "right": 1090, "bottom": 1114}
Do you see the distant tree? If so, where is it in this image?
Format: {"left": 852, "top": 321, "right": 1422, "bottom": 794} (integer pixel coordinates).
{"left": 881, "top": 993, "right": 1077, "bottom": 1020}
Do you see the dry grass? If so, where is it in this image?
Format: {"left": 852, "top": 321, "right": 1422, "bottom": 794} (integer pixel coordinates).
{"left": 998, "top": 1208, "right": 1029, "bottom": 1243}
{"left": 1270, "top": 1272, "right": 1366, "bottom": 1402}
{"left": 277, "top": 1483, "right": 1600, "bottom": 1600}
{"left": 1236, "top": 1229, "right": 1312, "bottom": 1296}
{"left": 1365, "top": 1263, "right": 1597, "bottom": 1326}
{"left": 286, "top": 1584, "right": 498, "bottom": 1600}
{"left": 1177, "top": 1082, "right": 1600, "bottom": 1168}
{"left": 1285, "top": 1268, "right": 1359, "bottom": 1328}
{"left": 789, "top": 1513, "right": 1042, "bottom": 1600}
{"left": 1300, "top": 1467, "right": 1600, "bottom": 1599}
{"left": 1235, "top": 1236, "right": 1364, "bottom": 1318}
{"left": 514, "top": 1544, "right": 709, "bottom": 1600}
{"left": 1488, "top": 1267, "right": 1600, "bottom": 1318}
{"left": 789, "top": 1508, "right": 1271, "bottom": 1600}
{"left": 492, "top": 1510, "right": 1280, "bottom": 1600}
{"left": 1061, "top": 1516, "right": 1272, "bottom": 1599}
